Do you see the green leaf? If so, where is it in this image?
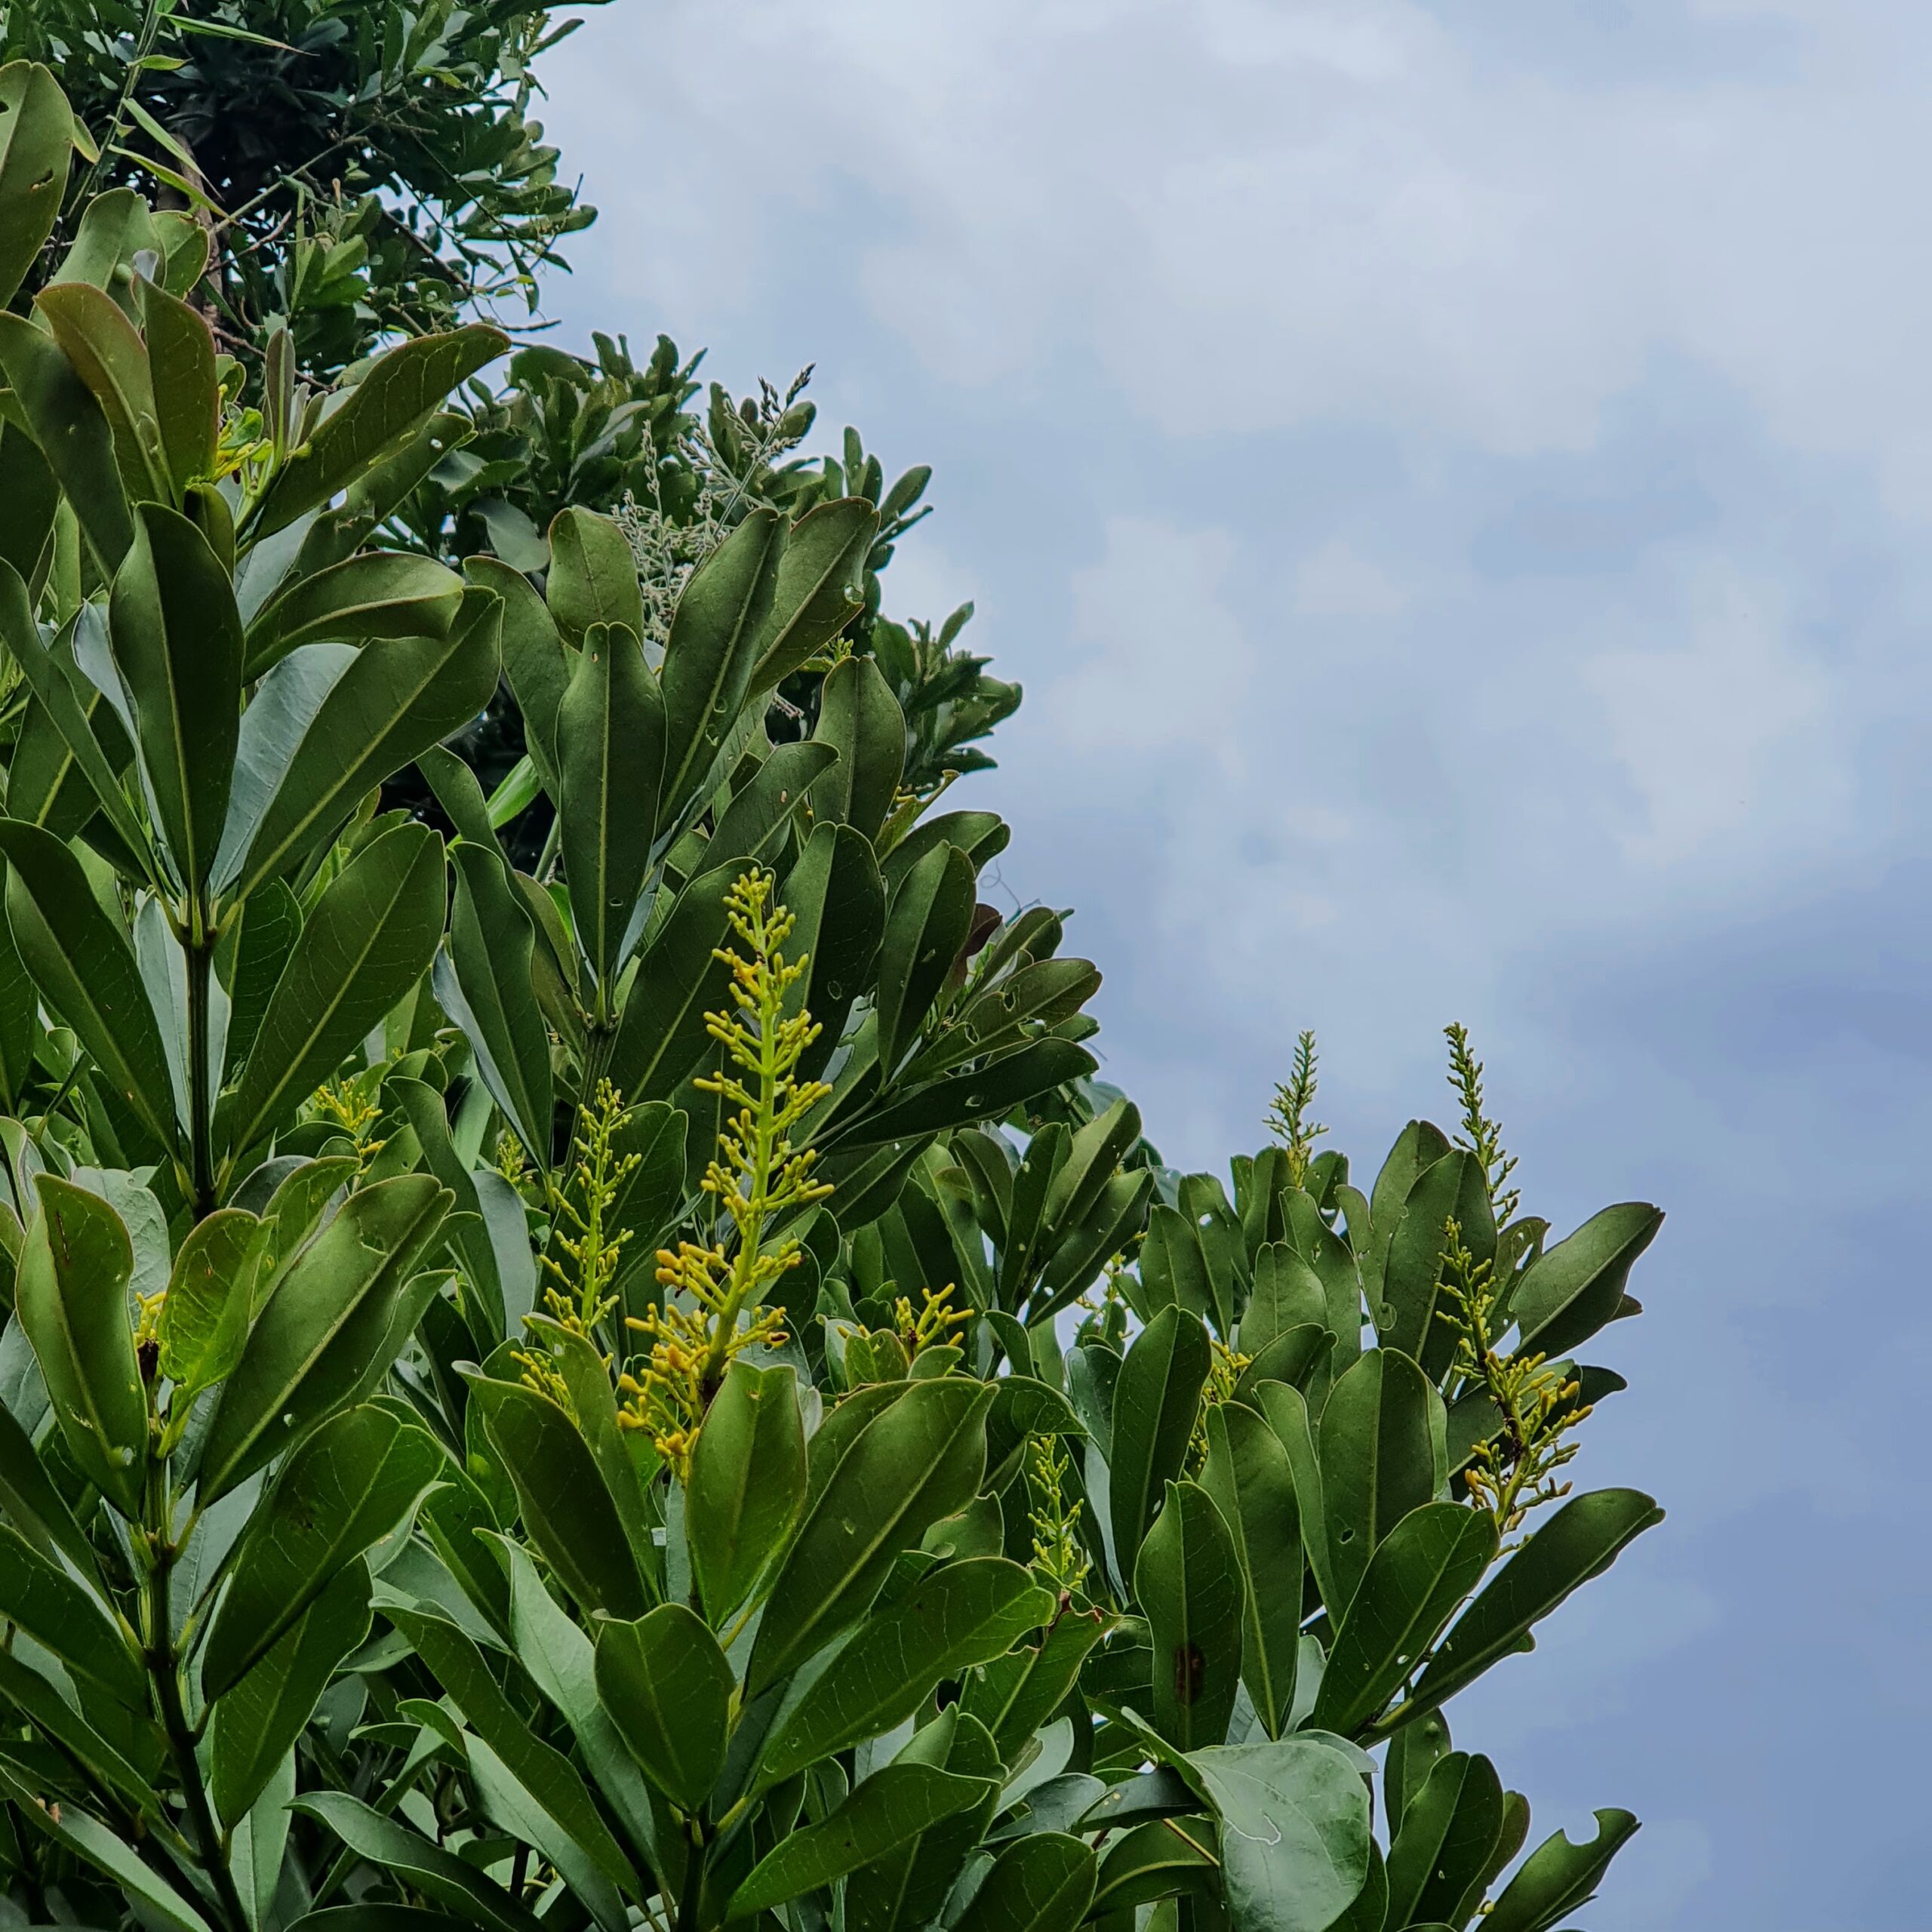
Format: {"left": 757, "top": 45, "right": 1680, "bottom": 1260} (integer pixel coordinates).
{"left": 14, "top": 1174, "right": 146, "bottom": 1514}
{"left": 1108, "top": 1304, "right": 1210, "bottom": 1586}
{"left": 1481, "top": 1810, "right": 1639, "bottom": 1932}
{"left": 465, "top": 1373, "right": 651, "bottom": 1620}
{"left": 594, "top": 1604, "right": 732, "bottom": 1813}
{"left": 220, "top": 587, "right": 500, "bottom": 900}
{"left": 546, "top": 505, "right": 644, "bottom": 645}
{"left": 109, "top": 501, "right": 243, "bottom": 891}
{"left": 1251, "top": 1381, "right": 1337, "bottom": 1614}
{"left": 0, "top": 1398, "right": 99, "bottom": 1580}
{"left": 1510, "top": 1202, "right": 1663, "bottom": 1357}
{"left": 1396, "top": 1489, "right": 1663, "bottom": 1727}
{"left": 0, "top": 62, "right": 73, "bottom": 307}
{"left": 1382, "top": 1749, "right": 1506, "bottom": 1931}
{"left": 1134, "top": 1480, "right": 1243, "bottom": 1750}
{"left": 832, "top": 1040, "right": 1098, "bottom": 1152}
{"left": 251, "top": 327, "right": 508, "bottom": 537}
{"left": 1239, "top": 1244, "right": 1326, "bottom": 1358}
{"left": 606, "top": 857, "right": 741, "bottom": 1103}
{"left": 0, "top": 309, "right": 131, "bottom": 572}
{"left": 704, "top": 739, "right": 837, "bottom": 870}
{"left": 1310, "top": 1503, "right": 1497, "bottom": 1739}
{"left": 750, "top": 1377, "right": 995, "bottom": 1694}
{"left": 0, "top": 1642, "right": 161, "bottom": 1817}
{"left": 874, "top": 841, "right": 974, "bottom": 1078}
{"left": 810, "top": 655, "right": 906, "bottom": 841}
{"left": 438, "top": 840, "right": 553, "bottom": 1164}
{"left": 747, "top": 497, "right": 878, "bottom": 691}
{"left": 291, "top": 1793, "right": 542, "bottom": 1932}
{"left": 221, "top": 821, "right": 445, "bottom": 1157}
{"left": 0, "top": 1521, "right": 144, "bottom": 1705}
{"left": 35, "top": 280, "right": 171, "bottom": 501}
{"left": 0, "top": 417, "right": 59, "bottom": 605}
{"left": 658, "top": 506, "right": 782, "bottom": 815}
{"left": 953, "top": 1832, "right": 1097, "bottom": 1932}
{"left": 155, "top": 1208, "right": 264, "bottom": 1398}
{"left": 686, "top": 1358, "right": 807, "bottom": 1626}
{"left": 728, "top": 1762, "right": 994, "bottom": 1920}
{"left": 1091, "top": 1817, "right": 1219, "bottom": 1915}
{"left": 219, "top": 878, "right": 301, "bottom": 1078}
{"left": 206, "top": 1403, "right": 444, "bottom": 1697}
{"left": 198, "top": 1174, "right": 451, "bottom": 1502}
{"left": 780, "top": 820, "right": 884, "bottom": 1077}
{"left": 1318, "top": 1348, "right": 1443, "bottom": 1616}
{"left": 417, "top": 742, "right": 497, "bottom": 849}
{"left": 211, "top": 1557, "right": 372, "bottom": 1828}
{"left": 1186, "top": 1739, "right": 1373, "bottom": 1932}
{"left": 1378, "top": 1149, "right": 1493, "bottom": 1377}
{"left": 1199, "top": 1402, "right": 1302, "bottom": 1737}
{"left": 140, "top": 278, "right": 219, "bottom": 496}
{"left": 557, "top": 620, "right": 663, "bottom": 988}
{"left": 765, "top": 1557, "right": 1054, "bottom": 1779}
{"left": 242, "top": 551, "right": 465, "bottom": 680}
{"left": 466, "top": 555, "right": 568, "bottom": 786}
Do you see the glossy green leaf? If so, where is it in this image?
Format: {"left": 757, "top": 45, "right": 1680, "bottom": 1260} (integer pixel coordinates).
{"left": 703, "top": 738, "right": 837, "bottom": 870}
{"left": 1251, "top": 1380, "right": 1336, "bottom": 1614}
{"left": 0, "top": 61, "right": 73, "bottom": 306}
{"left": 1510, "top": 1202, "right": 1663, "bottom": 1357}
{"left": 1240, "top": 1244, "right": 1326, "bottom": 1358}
{"left": 0, "top": 417, "right": 58, "bottom": 613}
{"left": 140, "top": 276, "right": 219, "bottom": 496}
{"left": 221, "top": 821, "right": 445, "bottom": 1157}
{"left": 1200, "top": 1402, "right": 1303, "bottom": 1737}
{"left": 466, "top": 1372, "right": 651, "bottom": 1620}
{"left": 954, "top": 1832, "right": 1097, "bottom": 1932}
{"left": 14, "top": 1174, "right": 146, "bottom": 1514}
{"left": 251, "top": 326, "right": 508, "bottom": 537}
{"left": 780, "top": 818, "right": 885, "bottom": 1076}
{"left": 35, "top": 279, "right": 172, "bottom": 501}
{"left": 1135, "top": 1479, "right": 1243, "bottom": 1750}
{"left": 242, "top": 550, "right": 465, "bottom": 680}
{"left": 218, "top": 876, "right": 301, "bottom": 1078}
{"left": 0, "top": 819, "right": 174, "bottom": 1148}
{"left": 0, "top": 1398, "right": 98, "bottom": 1579}
{"left": 1311, "top": 1503, "right": 1497, "bottom": 1739}
{"left": 1383, "top": 1749, "right": 1506, "bottom": 1931}
{"left": 874, "top": 840, "right": 974, "bottom": 1077}
{"left": 1318, "top": 1348, "right": 1443, "bottom": 1615}
{"left": 220, "top": 589, "right": 500, "bottom": 901}
{"left": 765, "top": 1557, "right": 1054, "bottom": 1779}
{"left": 1109, "top": 1304, "right": 1210, "bottom": 1586}
{"left": 206, "top": 1403, "right": 444, "bottom": 1697}
{"left": 211, "top": 1557, "right": 372, "bottom": 1828}
{"left": 1090, "top": 1817, "right": 1219, "bottom": 1915}
{"left": 686, "top": 1358, "right": 806, "bottom": 1625}
{"left": 750, "top": 1376, "right": 995, "bottom": 1694}
{"left": 658, "top": 506, "right": 781, "bottom": 814}
{"left": 1398, "top": 1489, "right": 1664, "bottom": 1727}
{"left": 438, "top": 840, "right": 553, "bottom": 1164}
{"left": 557, "top": 619, "right": 663, "bottom": 987}
{"left": 153, "top": 1206, "right": 263, "bottom": 1398}
{"left": 109, "top": 501, "right": 242, "bottom": 891}
{"left": 594, "top": 1604, "right": 732, "bottom": 1812}
{"left": 1186, "top": 1738, "right": 1374, "bottom": 1932}
{"left": 747, "top": 496, "right": 878, "bottom": 691}
{"left": 466, "top": 555, "right": 568, "bottom": 786}
{"left": 1379, "top": 1149, "right": 1493, "bottom": 1377}
{"left": 729, "top": 1762, "right": 993, "bottom": 1920}
{"left": 811, "top": 654, "right": 906, "bottom": 841}
{"left": 606, "top": 857, "right": 741, "bottom": 1102}
{"left": 837, "top": 1039, "right": 1100, "bottom": 1152}
{"left": 0, "top": 1521, "right": 144, "bottom": 1704}
{"left": 546, "top": 504, "right": 644, "bottom": 645}
{"left": 1482, "top": 1810, "right": 1639, "bottom": 1932}
{"left": 198, "top": 1174, "right": 451, "bottom": 1502}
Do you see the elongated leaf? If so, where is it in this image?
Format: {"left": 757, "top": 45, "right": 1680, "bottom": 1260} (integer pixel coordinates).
{"left": 0, "top": 62, "right": 73, "bottom": 306}
{"left": 875, "top": 841, "right": 973, "bottom": 1077}
{"left": 466, "top": 555, "right": 568, "bottom": 785}
{"left": 0, "top": 820, "right": 174, "bottom": 1148}
{"left": 686, "top": 1358, "right": 806, "bottom": 1626}
{"left": 546, "top": 505, "right": 643, "bottom": 644}
{"left": 605, "top": 857, "right": 741, "bottom": 1102}
{"left": 766, "top": 1557, "right": 1054, "bottom": 1778}
{"left": 14, "top": 1174, "right": 146, "bottom": 1514}
{"left": 0, "top": 309, "right": 131, "bottom": 571}
{"left": 0, "top": 1398, "right": 97, "bottom": 1579}
{"left": 955, "top": 1832, "right": 1097, "bottom": 1932}
{"left": 1383, "top": 1749, "right": 1506, "bottom": 1931}
{"left": 221, "top": 821, "right": 445, "bottom": 1157}
{"left": 0, "top": 1522, "right": 143, "bottom": 1704}
{"left": 109, "top": 502, "right": 242, "bottom": 891}
{"left": 780, "top": 819, "right": 885, "bottom": 1078}
{"left": 0, "top": 1638, "right": 161, "bottom": 1816}
{"left": 439, "top": 840, "right": 552, "bottom": 1163}
{"left": 1379, "top": 1149, "right": 1493, "bottom": 1377}
{"left": 155, "top": 1207, "right": 263, "bottom": 1398}
{"left": 243, "top": 550, "right": 465, "bottom": 680}
{"left": 750, "top": 1377, "right": 995, "bottom": 1694}
{"left": 1200, "top": 1402, "right": 1303, "bottom": 1737}
{"left": 729, "top": 1762, "right": 993, "bottom": 1920}
{"left": 1397, "top": 1489, "right": 1663, "bottom": 1726}
{"left": 833, "top": 1039, "right": 1098, "bottom": 1151}
{"left": 557, "top": 620, "right": 663, "bottom": 988}
{"left": 748, "top": 497, "right": 877, "bottom": 691}
{"left": 291, "top": 1793, "right": 541, "bottom": 1932}
{"left": 658, "top": 506, "right": 781, "bottom": 814}
{"left": 223, "top": 590, "right": 500, "bottom": 900}
{"left": 37, "top": 280, "right": 171, "bottom": 500}
{"left": 704, "top": 738, "right": 837, "bottom": 869}
{"left": 1135, "top": 1480, "right": 1243, "bottom": 1750}
{"left": 140, "top": 276, "right": 219, "bottom": 496}
{"left": 1482, "top": 1810, "right": 1639, "bottom": 1932}
{"left": 465, "top": 1373, "right": 650, "bottom": 1619}
{"left": 1109, "top": 1304, "right": 1210, "bottom": 1586}
{"left": 595, "top": 1604, "right": 731, "bottom": 1812}
{"left": 251, "top": 327, "right": 508, "bottom": 536}
{"left": 198, "top": 1174, "right": 451, "bottom": 1501}
{"left": 1510, "top": 1202, "right": 1663, "bottom": 1357}
{"left": 207, "top": 1404, "right": 444, "bottom": 1697}
{"left": 211, "top": 1557, "right": 372, "bottom": 1828}
{"left": 1186, "top": 1739, "right": 1373, "bottom": 1932}
{"left": 811, "top": 654, "right": 905, "bottom": 841}
{"left": 1311, "top": 1503, "right": 1498, "bottom": 1739}
{"left": 1318, "top": 1348, "right": 1442, "bottom": 1615}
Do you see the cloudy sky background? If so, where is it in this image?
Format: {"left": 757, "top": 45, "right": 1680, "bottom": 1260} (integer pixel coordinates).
{"left": 540, "top": 5, "right": 1930, "bottom": 1924}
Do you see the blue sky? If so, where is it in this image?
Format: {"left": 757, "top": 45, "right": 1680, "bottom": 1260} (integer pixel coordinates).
{"left": 540, "top": 5, "right": 1931, "bottom": 1924}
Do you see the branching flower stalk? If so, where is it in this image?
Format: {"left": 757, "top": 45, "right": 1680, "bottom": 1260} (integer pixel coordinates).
{"left": 1435, "top": 1217, "right": 1589, "bottom": 1543}
{"left": 1444, "top": 1022, "right": 1520, "bottom": 1226}
{"left": 1266, "top": 1030, "right": 1327, "bottom": 1187}
{"left": 620, "top": 872, "right": 830, "bottom": 1476}
{"left": 1188, "top": 1336, "right": 1251, "bottom": 1472}
{"left": 1026, "top": 1433, "right": 1091, "bottom": 1598}
{"left": 894, "top": 1281, "right": 971, "bottom": 1356}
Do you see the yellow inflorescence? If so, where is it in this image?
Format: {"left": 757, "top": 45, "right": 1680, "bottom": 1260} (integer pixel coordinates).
{"left": 617, "top": 871, "right": 831, "bottom": 1478}
{"left": 1189, "top": 1334, "right": 1251, "bottom": 1472}
{"left": 1026, "top": 1432, "right": 1091, "bottom": 1598}
{"left": 312, "top": 1075, "right": 386, "bottom": 1171}
{"left": 893, "top": 1281, "right": 971, "bottom": 1355}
